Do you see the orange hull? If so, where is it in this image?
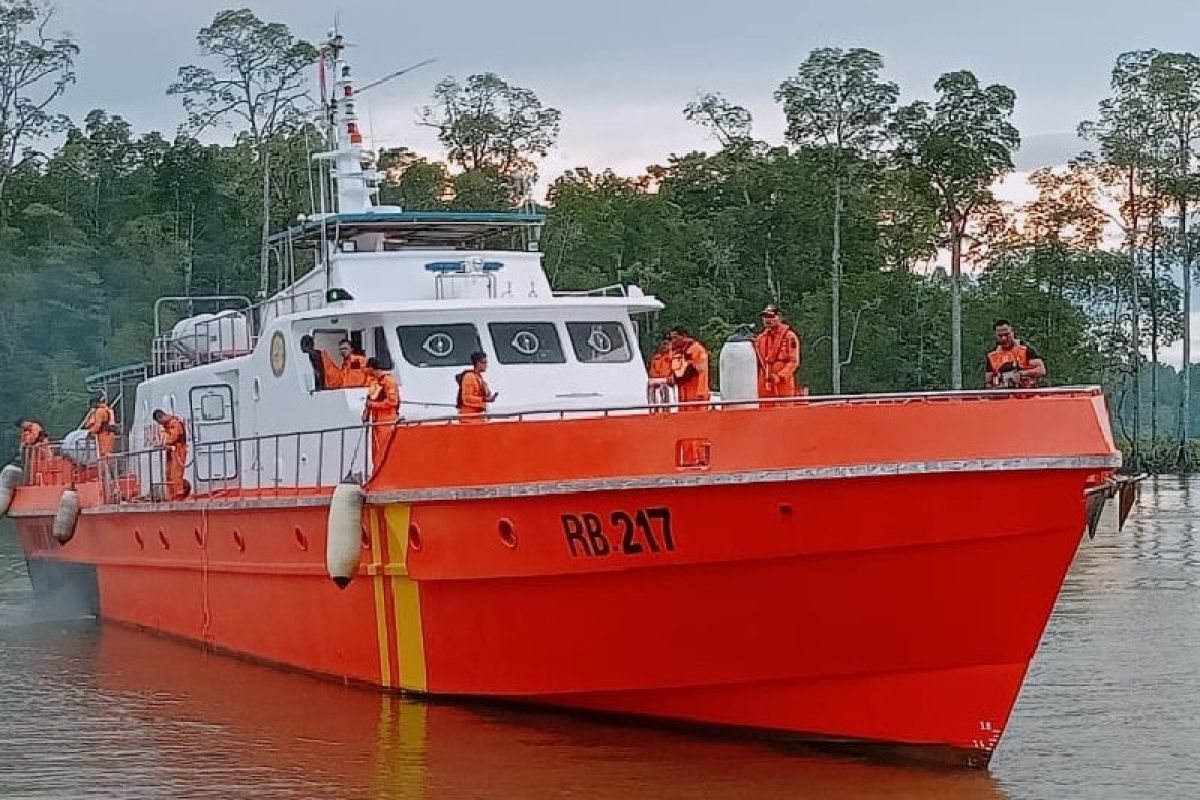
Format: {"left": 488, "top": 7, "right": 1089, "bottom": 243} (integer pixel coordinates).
{"left": 9, "top": 390, "right": 1119, "bottom": 766}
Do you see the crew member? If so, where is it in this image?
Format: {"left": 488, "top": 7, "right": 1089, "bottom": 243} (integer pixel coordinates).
{"left": 985, "top": 319, "right": 1047, "bottom": 389}
{"left": 16, "top": 419, "right": 49, "bottom": 478}
{"left": 668, "top": 327, "right": 710, "bottom": 409}
{"left": 300, "top": 335, "right": 342, "bottom": 390}
{"left": 647, "top": 333, "right": 673, "bottom": 380}
{"left": 153, "top": 409, "right": 189, "bottom": 501}
{"left": 363, "top": 358, "right": 401, "bottom": 466}
{"left": 457, "top": 351, "right": 497, "bottom": 420}
{"left": 754, "top": 304, "right": 802, "bottom": 400}
{"left": 83, "top": 396, "right": 117, "bottom": 458}
{"left": 338, "top": 339, "right": 369, "bottom": 387}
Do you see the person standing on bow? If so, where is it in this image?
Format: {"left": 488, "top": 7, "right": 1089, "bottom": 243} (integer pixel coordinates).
{"left": 363, "top": 358, "right": 401, "bottom": 467}
{"left": 16, "top": 419, "right": 50, "bottom": 479}
{"left": 754, "top": 304, "right": 802, "bottom": 400}
{"left": 153, "top": 410, "right": 189, "bottom": 501}
{"left": 457, "top": 351, "right": 497, "bottom": 421}
{"left": 985, "top": 319, "right": 1046, "bottom": 389}
{"left": 667, "top": 326, "right": 710, "bottom": 410}
{"left": 83, "top": 396, "right": 117, "bottom": 458}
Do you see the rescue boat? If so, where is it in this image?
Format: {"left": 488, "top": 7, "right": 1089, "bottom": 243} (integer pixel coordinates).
{"left": 4, "top": 34, "right": 1130, "bottom": 768}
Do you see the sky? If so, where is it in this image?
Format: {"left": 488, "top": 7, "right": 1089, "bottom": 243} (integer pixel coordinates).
{"left": 48, "top": 0, "right": 1200, "bottom": 178}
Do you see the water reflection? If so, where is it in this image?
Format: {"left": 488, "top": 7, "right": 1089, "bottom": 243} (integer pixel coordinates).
{"left": 4, "top": 479, "right": 1200, "bottom": 799}
{"left": 0, "top": 622, "right": 1008, "bottom": 800}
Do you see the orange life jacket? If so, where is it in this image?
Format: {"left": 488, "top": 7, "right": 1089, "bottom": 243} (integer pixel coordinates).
{"left": 673, "top": 340, "right": 711, "bottom": 403}
{"left": 160, "top": 415, "right": 187, "bottom": 447}
{"left": 648, "top": 346, "right": 673, "bottom": 379}
{"left": 457, "top": 370, "right": 491, "bottom": 414}
{"left": 341, "top": 353, "right": 369, "bottom": 387}
{"left": 366, "top": 373, "right": 401, "bottom": 421}
{"left": 987, "top": 344, "right": 1036, "bottom": 388}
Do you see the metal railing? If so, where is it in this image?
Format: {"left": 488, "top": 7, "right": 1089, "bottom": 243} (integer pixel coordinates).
{"left": 20, "top": 441, "right": 78, "bottom": 487}
{"left": 396, "top": 385, "right": 1107, "bottom": 427}
{"left": 553, "top": 284, "right": 628, "bottom": 298}
{"left": 148, "top": 292, "right": 325, "bottom": 376}
{"left": 257, "top": 289, "right": 326, "bottom": 328}
{"left": 98, "top": 424, "right": 373, "bottom": 505}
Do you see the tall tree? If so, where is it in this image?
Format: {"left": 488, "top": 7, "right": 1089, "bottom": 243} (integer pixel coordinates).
{"left": 891, "top": 71, "right": 1020, "bottom": 389}
{"left": 419, "top": 73, "right": 561, "bottom": 179}
{"left": 684, "top": 92, "right": 754, "bottom": 148}
{"left": 168, "top": 9, "right": 317, "bottom": 295}
{"left": 0, "top": 0, "right": 75, "bottom": 222}
{"left": 1080, "top": 51, "right": 1164, "bottom": 463}
{"left": 1148, "top": 52, "right": 1200, "bottom": 464}
{"left": 776, "top": 48, "right": 898, "bottom": 393}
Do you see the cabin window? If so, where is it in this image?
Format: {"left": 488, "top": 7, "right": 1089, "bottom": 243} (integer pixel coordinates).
{"left": 397, "top": 323, "right": 481, "bottom": 367}
{"left": 488, "top": 322, "right": 565, "bottom": 365}
{"left": 566, "top": 322, "right": 634, "bottom": 364}
{"left": 370, "top": 326, "right": 394, "bottom": 370}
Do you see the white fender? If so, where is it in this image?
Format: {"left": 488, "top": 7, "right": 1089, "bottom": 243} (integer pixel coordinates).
{"left": 0, "top": 464, "right": 23, "bottom": 517}
{"left": 719, "top": 332, "right": 759, "bottom": 403}
{"left": 326, "top": 482, "right": 365, "bottom": 588}
{"left": 52, "top": 488, "right": 80, "bottom": 545}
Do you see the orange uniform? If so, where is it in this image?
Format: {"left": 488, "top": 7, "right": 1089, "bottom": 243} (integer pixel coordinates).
{"left": 84, "top": 402, "right": 117, "bottom": 457}
{"left": 159, "top": 414, "right": 188, "bottom": 501}
{"left": 341, "top": 353, "right": 369, "bottom": 387}
{"left": 319, "top": 351, "right": 343, "bottom": 389}
{"left": 648, "top": 344, "right": 673, "bottom": 380}
{"left": 19, "top": 421, "right": 49, "bottom": 478}
{"left": 457, "top": 371, "right": 493, "bottom": 420}
{"left": 754, "top": 324, "right": 802, "bottom": 399}
{"left": 365, "top": 373, "right": 401, "bottom": 465}
{"left": 671, "top": 340, "right": 711, "bottom": 408}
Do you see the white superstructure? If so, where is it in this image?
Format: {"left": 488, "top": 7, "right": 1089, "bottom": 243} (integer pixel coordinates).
{"left": 121, "top": 33, "right": 664, "bottom": 496}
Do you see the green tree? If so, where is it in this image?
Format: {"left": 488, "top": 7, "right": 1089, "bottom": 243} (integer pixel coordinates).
{"left": 683, "top": 92, "right": 754, "bottom": 147}
{"left": 0, "top": 0, "right": 76, "bottom": 220}
{"left": 776, "top": 47, "right": 898, "bottom": 392}
{"left": 891, "top": 71, "right": 1020, "bottom": 389}
{"left": 168, "top": 8, "right": 317, "bottom": 295}
{"left": 1147, "top": 52, "right": 1200, "bottom": 463}
{"left": 1080, "top": 51, "right": 1166, "bottom": 463}
{"left": 419, "top": 72, "right": 561, "bottom": 179}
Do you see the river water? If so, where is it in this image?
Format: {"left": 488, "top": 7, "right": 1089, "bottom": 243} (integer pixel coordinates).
{"left": 1, "top": 478, "right": 1198, "bottom": 799}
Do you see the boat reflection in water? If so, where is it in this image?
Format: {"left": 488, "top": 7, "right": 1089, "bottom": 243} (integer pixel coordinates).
{"left": 78, "top": 625, "right": 1009, "bottom": 800}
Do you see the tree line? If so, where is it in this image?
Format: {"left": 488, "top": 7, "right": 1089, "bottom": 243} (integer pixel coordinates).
{"left": 0, "top": 2, "right": 1196, "bottom": 471}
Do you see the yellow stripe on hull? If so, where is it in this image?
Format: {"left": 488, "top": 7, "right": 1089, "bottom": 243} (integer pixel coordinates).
{"left": 367, "top": 510, "right": 393, "bottom": 689}
{"left": 384, "top": 503, "right": 428, "bottom": 693}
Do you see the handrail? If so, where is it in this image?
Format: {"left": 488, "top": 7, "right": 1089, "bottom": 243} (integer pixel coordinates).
{"left": 393, "top": 385, "right": 1107, "bottom": 427}
{"left": 153, "top": 295, "right": 253, "bottom": 336}
{"left": 98, "top": 423, "right": 373, "bottom": 505}
{"left": 553, "top": 284, "right": 627, "bottom": 297}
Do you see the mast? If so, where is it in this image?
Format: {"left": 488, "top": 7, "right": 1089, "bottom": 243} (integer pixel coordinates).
{"left": 320, "top": 32, "right": 378, "bottom": 216}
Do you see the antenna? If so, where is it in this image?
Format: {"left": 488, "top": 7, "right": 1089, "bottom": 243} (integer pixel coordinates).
{"left": 357, "top": 58, "right": 437, "bottom": 95}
